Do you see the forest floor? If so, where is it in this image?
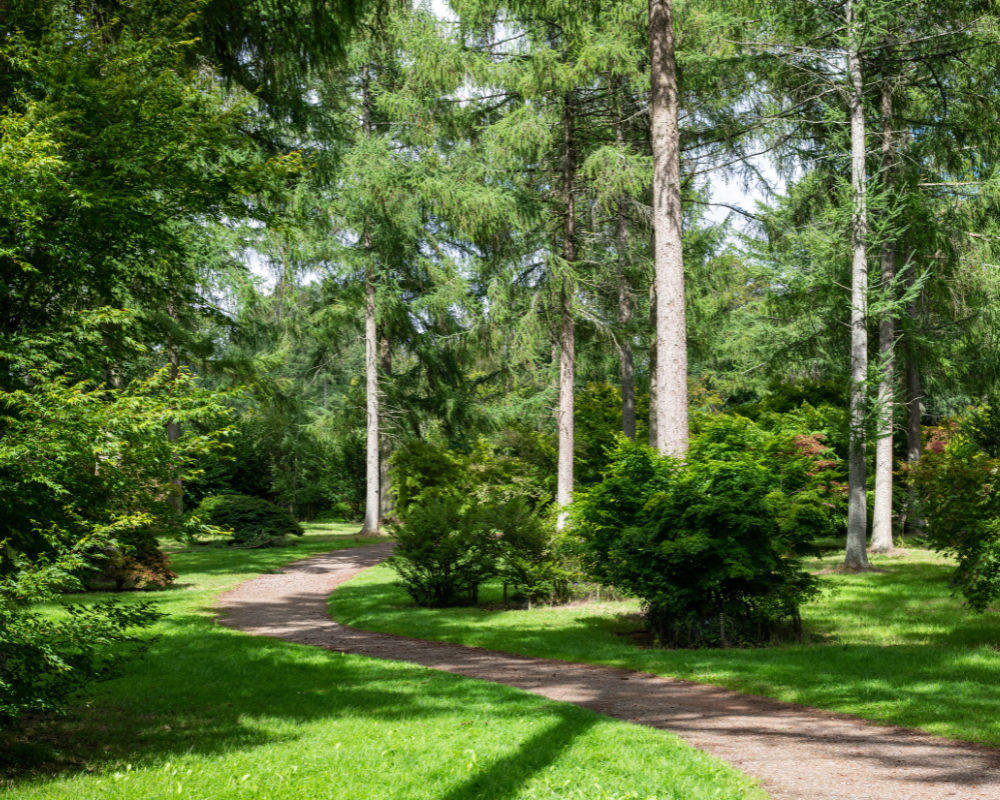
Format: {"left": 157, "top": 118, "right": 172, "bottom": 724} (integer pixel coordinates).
{"left": 0, "top": 525, "right": 765, "bottom": 800}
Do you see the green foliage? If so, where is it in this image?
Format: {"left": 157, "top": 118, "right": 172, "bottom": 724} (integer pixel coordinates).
{"left": 387, "top": 495, "right": 502, "bottom": 608}
{"left": 911, "top": 436, "right": 1000, "bottom": 611}
{"left": 0, "top": 524, "right": 163, "bottom": 728}
{"left": 389, "top": 437, "right": 555, "bottom": 514}
{"left": 195, "top": 494, "right": 304, "bottom": 547}
{"left": 0, "top": 314, "right": 234, "bottom": 725}
{"left": 388, "top": 471, "right": 567, "bottom": 608}
{"left": 575, "top": 420, "right": 838, "bottom": 647}
{"left": 388, "top": 440, "right": 469, "bottom": 514}
{"left": 960, "top": 404, "right": 1000, "bottom": 459}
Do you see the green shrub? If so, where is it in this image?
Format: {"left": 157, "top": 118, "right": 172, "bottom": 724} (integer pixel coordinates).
{"left": 485, "top": 496, "right": 574, "bottom": 604}
{"left": 911, "top": 441, "right": 1000, "bottom": 611}
{"left": 576, "top": 422, "right": 835, "bottom": 647}
{"left": 387, "top": 491, "right": 569, "bottom": 607}
{"left": 195, "top": 494, "right": 304, "bottom": 546}
{"left": 387, "top": 496, "right": 502, "bottom": 607}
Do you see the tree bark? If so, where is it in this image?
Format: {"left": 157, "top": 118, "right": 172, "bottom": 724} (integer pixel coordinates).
{"left": 648, "top": 284, "right": 658, "bottom": 448}
{"left": 360, "top": 64, "right": 380, "bottom": 536}
{"left": 649, "top": 0, "right": 689, "bottom": 456}
{"left": 166, "top": 345, "right": 183, "bottom": 516}
{"left": 379, "top": 328, "right": 394, "bottom": 525}
{"left": 556, "top": 95, "right": 576, "bottom": 530}
{"left": 871, "top": 79, "right": 896, "bottom": 555}
{"left": 617, "top": 112, "right": 636, "bottom": 441}
{"left": 844, "top": 0, "right": 870, "bottom": 570}
{"left": 905, "top": 271, "right": 924, "bottom": 534}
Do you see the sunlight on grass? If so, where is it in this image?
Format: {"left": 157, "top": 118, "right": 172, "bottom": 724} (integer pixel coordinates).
{"left": 0, "top": 524, "right": 766, "bottom": 800}
{"left": 332, "top": 547, "right": 1000, "bottom": 748}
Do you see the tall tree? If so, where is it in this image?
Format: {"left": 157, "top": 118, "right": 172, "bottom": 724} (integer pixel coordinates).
{"left": 649, "top": 0, "right": 689, "bottom": 455}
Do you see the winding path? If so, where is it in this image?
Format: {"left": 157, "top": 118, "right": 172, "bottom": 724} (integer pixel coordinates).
{"left": 217, "top": 543, "right": 1000, "bottom": 800}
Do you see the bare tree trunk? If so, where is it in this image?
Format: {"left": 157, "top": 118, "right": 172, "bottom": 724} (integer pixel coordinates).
{"left": 871, "top": 79, "right": 896, "bottom": 555}
{"left": 649, "top": 0, "right": 688, "bottom": 456}
{"left": 166, "top": 346, "right": 183, "bottom": 516}
{"left": 379, "top": 328, "right": 394, "bottom": 525}
{"left": 617, "top": 114, "right": 636, "bottom": 441}
{"left": 615, "top": 98, "right": 636, "bottom": 441}
{"left": 844, "top": 0, "right": 870, "bottom": 570}
{"left": 905, "top": 272, "right": 924, "bottom": 535}
{"left": 556, "top": 95, "right": 576, "bottom": 530}
{"left": 648, "top": 285, "right": 658, "bottom": 448}
{"left": 360, "top": 65, "right": 380, "bottom": 536}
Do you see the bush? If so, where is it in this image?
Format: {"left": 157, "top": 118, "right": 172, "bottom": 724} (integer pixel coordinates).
{"left": 387, "top": 492, "right": 566, "bottom": 607}
{"left": 387, "top": 495, "right": 502, "bottom": 607}
{"left": 576, "top": 422, "right": 835, "bottom": 647}
{"left": 0, "top": 527, "right": 164, "bottom": 728}
{"left": 485, "top": 496, "right": 573, "bottom": 604}
{"left": 83, "top": 543, "right": 177, "bottom": 591}
{"left": 195, "top": 494, "right": 304, "bottom": 546}
{"left": 911, "top": 441, "right": 1000, "bottom": 611}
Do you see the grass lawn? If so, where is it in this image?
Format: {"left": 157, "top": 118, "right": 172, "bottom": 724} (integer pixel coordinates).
{"left": 1, "top": 524, "right": 767, "bottom": 800}
{"left": 332, "top": 546, "right": 1000, "bottom": 748}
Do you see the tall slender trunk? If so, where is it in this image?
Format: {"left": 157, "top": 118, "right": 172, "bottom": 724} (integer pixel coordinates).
{"left": 648, "top": 285, "right": 658, "bottom": 447}
{"left": 871, "top": 79, "right": 896, "bottom": 554}
{"left": 361, "top": 64, "right": 380, "bottom": 536}
{"left": 616, "top": 104, "right": 636, "bottom": 441}
{"left": 556, "top": 95, "right": 576, "bottom": 530}
{"left": 379, "top": 329, "right": 394, "bottom": 524}
{"left": 649, "top": 0, "right": 688, "bottom": 455}
{"left": 166, "top": 346, "right": 183, "bottom": 516}
{"left": 165, "top": 304, "right": 183, "bottom": 516}
{"left": 905, "top": 270, "right": 924, "bottom": 534}
{"left": 844, "top": 0, "right": 870, "bottom": 570}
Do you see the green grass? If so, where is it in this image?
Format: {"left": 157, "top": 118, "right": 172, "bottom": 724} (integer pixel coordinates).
{"left": 1, "top": 524, "right": 767, "bottom": 800}
{"left": 332, "top": 547, "right": 1000, "bottom": 748}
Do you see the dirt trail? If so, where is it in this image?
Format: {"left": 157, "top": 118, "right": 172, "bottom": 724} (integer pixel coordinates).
{"left": 217, "top": 543, "right": 1000, "bottom": 800}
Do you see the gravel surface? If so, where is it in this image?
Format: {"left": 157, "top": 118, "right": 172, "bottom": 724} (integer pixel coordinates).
{"left": 217, "top": 543, "right": 1000, "bottom": 800}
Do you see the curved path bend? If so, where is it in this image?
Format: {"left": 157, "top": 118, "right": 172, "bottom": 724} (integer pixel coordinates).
{"left": 217, "top": 543, "right": 1000, "bottom": 800}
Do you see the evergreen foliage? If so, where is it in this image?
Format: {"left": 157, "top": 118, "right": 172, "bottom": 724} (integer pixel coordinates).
{"left": 196, "top": 494, "right": 305, "bottom": 546}
{"left": 576, "top": 422, "right": 838, "bottom": 646}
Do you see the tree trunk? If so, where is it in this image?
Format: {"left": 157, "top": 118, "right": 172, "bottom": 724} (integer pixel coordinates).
{"left": 379, "top": 328, "right": 394, "bottom": 525}
{"left": 648, "top": 284, "right": 658, "bottom": 448}
{"left": 556, "top": 95, "right": 576, "bottom": 530}
{"left": 871, "top": 79, "right": 896, "bottom": 555}
{"left": 166, "top": 346, "right": 183, "bottom": 516}
{"left": 360, "top": 64, "right": 380, "bottom": 536}
{"left": 617, "top": 115, "right": 636, "bottom": 441}
{"left": 649, "top": 0, "right": 689, "bottom": 456}
{"left": 905, "top": 271, "right": 924, "bottom": 534}
{"left": 844, "top": 0, "right": 870, "bottom": 570}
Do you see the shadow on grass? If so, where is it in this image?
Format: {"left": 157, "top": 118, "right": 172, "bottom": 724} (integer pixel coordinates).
{"left": 2, "top": 611, "right": 597, "bottom": 788}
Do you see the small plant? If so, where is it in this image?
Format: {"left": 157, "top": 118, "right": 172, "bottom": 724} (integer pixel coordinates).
{"left": 195, "top": 494, "right": 304, "bottom": 547}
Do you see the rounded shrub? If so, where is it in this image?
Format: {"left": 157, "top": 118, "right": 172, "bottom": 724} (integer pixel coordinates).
{"left": 195, "top": 494, "right": 303, "bottom": 546}
{"left": 575, "top": 422, "right": 838, "bottom": 648}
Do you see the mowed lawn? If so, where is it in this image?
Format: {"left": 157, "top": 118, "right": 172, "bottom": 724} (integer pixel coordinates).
{"left": 332, "top": 546, "right": 1000, "bottom": 748}
{"left": 1, "top": 525, "right": 767, "bottom": 800}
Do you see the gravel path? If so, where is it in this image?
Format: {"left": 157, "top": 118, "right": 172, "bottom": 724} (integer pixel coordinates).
{"left": 217, "top": 543, "right": 1000, "bottom": 800}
